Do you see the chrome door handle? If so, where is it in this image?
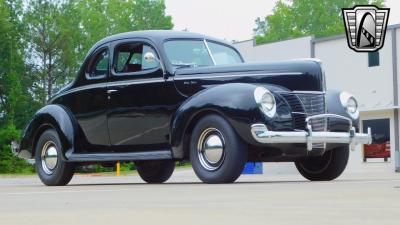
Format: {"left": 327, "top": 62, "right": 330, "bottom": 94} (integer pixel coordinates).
{"left": 107, "top": 89, "right": 118, "bottom": 94}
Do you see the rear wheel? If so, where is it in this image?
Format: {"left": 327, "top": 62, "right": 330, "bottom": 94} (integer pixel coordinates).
{"left": 295, "top": 146, "right": 349, "bottom": 181}
{"left": 35, "top": 129, "right": 75, "bottom": 186}
{"left": 135, "top": 160, "right": 175, "bottom": 183}
{"left": 190, "top": 114, "right": 247, "bottom": 184}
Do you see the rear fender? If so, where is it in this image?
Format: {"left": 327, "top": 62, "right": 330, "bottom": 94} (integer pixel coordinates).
{"left": 19, "top": 104, "right": 79, "bottom": 160}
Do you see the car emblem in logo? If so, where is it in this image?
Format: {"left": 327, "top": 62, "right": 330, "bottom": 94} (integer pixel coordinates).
{"left": 342, "top": 5, "right": 390, "bottom": 52}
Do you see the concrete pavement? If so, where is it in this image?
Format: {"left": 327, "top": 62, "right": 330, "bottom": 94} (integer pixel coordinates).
{"left": 0, "top": 163, "right": 399, "bottom": 225}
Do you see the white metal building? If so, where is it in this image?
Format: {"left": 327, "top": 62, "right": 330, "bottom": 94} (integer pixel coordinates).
{"left": 233, "top": 24, "right": 400, "bottom": 172}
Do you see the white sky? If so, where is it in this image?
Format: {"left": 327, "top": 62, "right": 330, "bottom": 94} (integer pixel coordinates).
{"left": 165, "top": 0, "right": 400, "bottom": 42}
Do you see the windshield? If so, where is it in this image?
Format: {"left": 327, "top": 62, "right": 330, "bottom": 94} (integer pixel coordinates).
{"left": 164, "top": 40, "right": 243, "bottom": 67}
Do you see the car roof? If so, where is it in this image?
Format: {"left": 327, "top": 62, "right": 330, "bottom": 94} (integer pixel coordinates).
{"left": 88, "top": 30, "right": 231, "bottom": 54}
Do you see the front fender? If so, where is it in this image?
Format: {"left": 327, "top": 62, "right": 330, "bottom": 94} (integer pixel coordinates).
{"left": 326, "top": 90, "right": 359, "bottom": 131}
{"left": 170, "top": 83, "right": 288, "bottom": 158}
{"left": 19, "top": 104, "right": 78, "bottom": 160}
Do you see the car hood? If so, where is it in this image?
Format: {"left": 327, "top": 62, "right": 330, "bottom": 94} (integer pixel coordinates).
{"left": 173, "top": 59, "right": 325, "bottom": 96}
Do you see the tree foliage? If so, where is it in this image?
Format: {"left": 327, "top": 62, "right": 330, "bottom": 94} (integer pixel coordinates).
{"left": 0, "top": 0, "right": 173, "bottom": 173}
{"left": 254, "top": 0, "right": 385, "bottom": 44}
{"left": 0, "top": 0, "right": 34, "bottom": 173}
{"left": 25, "top": 0, "right": 74, "bottom": 104}
{"left": 69, "top": 0, "right": 173, "bottom": 77}
{"left": 0, "top": 0, "right": 27, "bottom": 126}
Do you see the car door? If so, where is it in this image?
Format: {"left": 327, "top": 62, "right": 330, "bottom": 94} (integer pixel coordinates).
{"left": 54, "top": 45, "right": 110, "bottom": 152}
{"left": 107, "top": 39, "right": 177, "bottom": 152}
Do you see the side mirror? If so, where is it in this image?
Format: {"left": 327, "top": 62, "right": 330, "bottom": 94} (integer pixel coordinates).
{"left": 143, "top": 51, "right": 168, "bottom": 79}
{"left": 144, "top": 52, "right": 158, "bottom": 63}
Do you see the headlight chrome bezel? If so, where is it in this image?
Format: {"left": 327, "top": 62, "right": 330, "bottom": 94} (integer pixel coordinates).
{"left": 254, "top": 87, "right": 276, "bottom": 118}
{"left": 340, "top": 91, "right": 359, "bottom": 119}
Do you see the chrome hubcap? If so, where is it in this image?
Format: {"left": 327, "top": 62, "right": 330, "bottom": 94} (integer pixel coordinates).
{"left": 197, "top": 128, "right": 225, "bottom": 171}
{"left": 41, "top": 141, "right": 58, "bottom": 175}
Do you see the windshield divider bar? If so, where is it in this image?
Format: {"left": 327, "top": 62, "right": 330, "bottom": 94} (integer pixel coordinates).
{"left": 203, "top": 39, "right": 216, "bottom": 66}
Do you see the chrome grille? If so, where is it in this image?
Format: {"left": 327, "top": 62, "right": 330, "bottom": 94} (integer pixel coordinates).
{"left": 281, "top": 92, "right": 326, "bottom": 149}
{"left": 296, "top": 93, "right": 326, "bottom": 132}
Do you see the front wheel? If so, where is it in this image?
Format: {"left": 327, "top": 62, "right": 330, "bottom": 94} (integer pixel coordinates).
{"left": 135, "top": 160, "right": 175, "bottom": 183}
{"left": 35, "top": 129, "right": 75, "bottom": 186}
{"left": 190, "top": 114, "right": 247, "bottom": 184}
{"left": 295, "top": 146, "right": 349, "bottom": 181}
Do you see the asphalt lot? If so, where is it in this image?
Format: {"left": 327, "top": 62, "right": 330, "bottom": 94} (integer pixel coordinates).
{"left": 1, "top": 163, "right": 399, "bottom": 225}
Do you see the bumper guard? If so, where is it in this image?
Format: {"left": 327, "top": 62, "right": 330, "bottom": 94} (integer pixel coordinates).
{"left": 251, "top": 114, "right": 372, "bottom": 151}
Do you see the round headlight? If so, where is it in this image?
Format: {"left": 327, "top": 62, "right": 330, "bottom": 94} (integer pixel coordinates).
{"left": 254, "top": 87, "right": 276, "bottom": 118}
{"left": 347, "top": 97, "right": 358, "bottom": 114}
{"left": 340, "top": 92, "right": 359, "bottom": 119}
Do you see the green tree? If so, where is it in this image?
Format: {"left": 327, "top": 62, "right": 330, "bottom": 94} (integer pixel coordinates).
{"left": 0, "top": 0, "right": 35, "bottom": 173}
{"left": 0, "top": 0, "right": 23, "bottom": 126}
{"left": 255, "top": 0, "right": 385, "bottom": 44}
{"left": 0, "top": 0, "right": 37, "bottom": 129}
{"left": 72, "top": 0, "right": 173, "bottom": 66}
{"left": 24, "top": 0, "right": 77, "bottom": 104}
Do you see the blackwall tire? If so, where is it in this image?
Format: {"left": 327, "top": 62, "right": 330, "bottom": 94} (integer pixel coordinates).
{"left": 190, "top": 114, "right": 247, "bottom": 184}
{"left": 135, "top": 160, "right": 175, "bottom": 183}
{"left": 35, "top": 129, "right": 75, "bottom": 186}
{"left": 295, "top": 146, "right": 349, "bottom": 181}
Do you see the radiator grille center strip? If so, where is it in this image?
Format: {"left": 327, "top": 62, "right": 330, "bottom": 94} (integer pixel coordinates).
{"left": 281, "top": 92, "right": 326, "bottom": 149}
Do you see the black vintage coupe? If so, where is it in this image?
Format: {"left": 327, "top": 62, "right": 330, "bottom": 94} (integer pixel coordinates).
{"left": 12, "top": 31, "right": 371, "bottom": 185}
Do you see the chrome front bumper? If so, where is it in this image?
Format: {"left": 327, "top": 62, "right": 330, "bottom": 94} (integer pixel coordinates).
{"left": 251, "top": 114, "right": 372, "bottom": 151}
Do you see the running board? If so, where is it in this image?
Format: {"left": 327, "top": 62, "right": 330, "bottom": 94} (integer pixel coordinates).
{"left": 66, "top": 150, "right": 172, "bottom": 162}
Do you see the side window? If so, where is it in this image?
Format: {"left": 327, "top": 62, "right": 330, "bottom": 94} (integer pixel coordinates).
{"left": 86, "top": 48, "right": 109, "bottom": 79}
{"left": 207, "top": 42, "right": 242, "bottom": 65}
{"left": 115, "top": 52, "right": 130, "bottom": 72}
{"left": 113, "top": 42, "right": 160, "bottom": 75}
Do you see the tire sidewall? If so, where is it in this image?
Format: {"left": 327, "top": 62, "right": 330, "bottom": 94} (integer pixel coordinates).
{"left": 35, "top": 129, "right": 72, "bottom": 185}
{"left": 136, "top": 160, "right": 175, "bottom": 183}
{"left": 190, "top": 114, "right": 247, "bottom": 183}
{"left": 295, "top": 146, "right": 349, "bottom": 181}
